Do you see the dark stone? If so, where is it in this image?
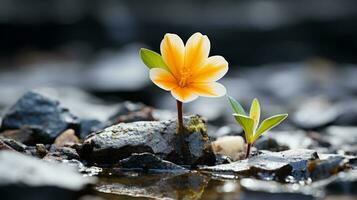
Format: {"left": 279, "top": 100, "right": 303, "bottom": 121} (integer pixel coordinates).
{"left": 116, "top": 153, "right": 188, "bottom": 173}
{"left": 200, "top": 149, "right": 319, "bottom": 182}
{"left": 1, "top": 91, "right": 80, "bottom": 144}
{"left": 43, "top": 146, "right": 80, "bottom": 163}
{"left": 80, "top": 115, "right": 215, "bottom": 166}
{"left": 254, "top": 137, "right": 289, "bottom": 152}
{"left": 0, "top": 151, "right": 95, "bottom": 200}
{"left": 308, "top": 154, "right": 350, "bottom": 181}
{"left": 0, "top": 137, "right": 27, "bottom": 152}
{"left": 107, "top": 101, "right": 154, "bottom": 125}
{"left": 79, "top": 119, "right": 104, "bottom": 140}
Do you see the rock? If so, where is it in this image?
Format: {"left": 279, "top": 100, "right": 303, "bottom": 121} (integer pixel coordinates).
{"left": 96, "top": 172, "right": 208, "bottom": 200}
{"left": 54, "top": 129, "right": 80, "bottom": 147}
{"left": 107, "top": 101, "right": 155, "bottom": 125}
{"left": 324, "top": 170, "right": 357, "bottom": 194}
{"left": 80, "top": 115, "right": 215, "bottom": 166}
{"left": 0, "top": 137, "right": 27, "bottom": 152}
{"left": 254, "top": 137, "right": 289, "bottom": 152}
{"left": 1, "top": 91, "right": 80, "bottom": 144}
{"left": 308, "top": 154, "right": 350, "bottom": 181}
{"left": 43, "top": 146, "right": 80, "bottom": 163}
{"left": 292, "top": 97, "right": 337, "bottom": 130}
{"left": 0, "top": 127, "right": 34, "bottom": 145}
{"left": 0, "top": 151, "right": 95, "bottom": 200}
{"left": 200, "top": 149, "right": 319, "bottom": 182}
{"left": 115, "top": 153, "right": 188, "bottom": 173}
{"left": 268, "top": 131, "right": 316, "bottom": 149}
{"left": 0, "top": 140, "right": 15, "bottom": 151}
{"left": 240, "top": 178, "right": 321, "bottom": 200}
{"left": 79, "top": 119, "right": 104, "bottom": 140}
{"left": 211, "top": 136, "right": 246, "bottom": 161}
{"left": 324, "top": 126, "right": 357, "bottom": 155}
{"left": 36, "top": 144, "right": 48, "bottom": 158}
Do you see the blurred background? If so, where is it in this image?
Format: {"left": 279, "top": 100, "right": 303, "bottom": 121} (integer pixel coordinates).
{"left": 1, "top": 0, "right": 357, "bottom": 128}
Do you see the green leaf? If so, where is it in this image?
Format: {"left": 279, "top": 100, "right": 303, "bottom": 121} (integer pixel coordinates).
{"left": 253, "top": 114, "right": 288, "bottom": 142}
{"left": 233, "top": 114, "right": 255, "bottom": 143}
{"left": 228, "top": 96, "right": 246, "bottom": 115}
{"left": 140, "top": 48, "right": 168, "bottom": 70}
{"left": 249, "top": 98, "right": 260, "bottom": 130}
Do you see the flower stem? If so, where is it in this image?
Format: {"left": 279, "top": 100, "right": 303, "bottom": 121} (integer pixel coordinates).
{"left": 177, "top": 100, "right": 184, "bottom": 134}
{"left": 245, "top": 143, "right": 251, "bottom": 159}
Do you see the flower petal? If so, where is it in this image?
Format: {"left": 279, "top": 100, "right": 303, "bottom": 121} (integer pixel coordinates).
{"left": 185, "top": 32, "right": 210, "bottom": 71}
{"left": 193, "top": 56, "right": 228, "bottom": 82}
{"left": 150, "top": 68, "right": 177, "bottom": 91}
{"left": 171, "top": 87, "right": 199, "bottom": 103}
{"left": 190, "top": 82, "right": 226, "bottom": 97}
{"left": 160, "top": 33, "right": 185, "bottom": 78}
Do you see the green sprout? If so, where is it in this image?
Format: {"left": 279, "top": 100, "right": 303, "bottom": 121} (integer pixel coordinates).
{"left": 227, "top": 96, "right": 288, "bottom": 159}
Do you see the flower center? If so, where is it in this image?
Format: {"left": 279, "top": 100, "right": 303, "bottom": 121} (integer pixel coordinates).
{"left": 178, "top": 67, "right": 191, "bottom": 87}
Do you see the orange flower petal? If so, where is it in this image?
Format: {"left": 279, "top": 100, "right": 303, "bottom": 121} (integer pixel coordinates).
{"left": 190, "top": 82, "right": 226, "bottom": 97}
{"left": 185, "top": 32, "right": 210, "bottom": 72}
{"left": 193, "top": 56, "right": 228, "bottom": 82}
{"left": 160, "top": 33, "right": 185, "bottom": 78}
{"left": 150, "top": 68, "right": 177, "bottom": 91}
{"left": 171, "top": 87, "right": 198, "bottom": 103}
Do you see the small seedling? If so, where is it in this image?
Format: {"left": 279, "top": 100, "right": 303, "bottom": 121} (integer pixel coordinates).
{"left": 228, "top": 96, "right": 288, "bottom": 158}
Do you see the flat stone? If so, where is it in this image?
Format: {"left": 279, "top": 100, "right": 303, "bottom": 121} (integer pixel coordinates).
{"left": 200, "top": 149, "right": 319, "bottom": 181}
{"left": 1, "top": 91, "right": 79, "bottom": 144}
{"left": 80, "top": 115, "right": 215, "bottom": 166}
{"left": 0, "top": 151, "right": 95, "bottom": 200}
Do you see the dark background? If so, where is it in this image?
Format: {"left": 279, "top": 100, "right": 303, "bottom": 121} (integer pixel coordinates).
{"left": 1, "top": 0, "right": 357, "bottom": 124}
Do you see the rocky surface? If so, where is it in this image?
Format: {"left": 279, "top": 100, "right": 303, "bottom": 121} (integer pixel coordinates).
{"left": 0, "top": 151, "right": 95, "bottom": 200}
{"left": 1, "top": 92, "right": 80, "bottom": 144}
{"left": 200, "top": 149, "right": 319, "bottom": 181}
{"left": 80, "top": 115, "right": 215, "bottom": 166}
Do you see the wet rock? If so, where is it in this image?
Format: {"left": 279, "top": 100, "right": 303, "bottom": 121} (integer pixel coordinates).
{"left": 240, "top": 178, "right": 321, "bottom": 200}
{"left": 54, "top": 129, "right": 80, "bottom": 147}
{"left": 115, "top": 153, "right": 188, "bottom": 173}
{"left": 0, "top": 151, "right": 95, "bottom": 200}
{"left": 254, "top": 136, "right": 289, "bottom": 152}
{"left": 200, "top": 149, "right": 319, "bottom": 182}
{"left": 96, "top": 172, "right": 208, "bottom": 200}
{"left": 308, "top": 154, "right": 350, "bottom": 181}
{"left": 81, "top": 115, "right": 215, "bottom": 166}
{"left": 108, "top": 101, "right": 155, "bottom": 125}
{"left": 1, "top": 91, "right": 80, "bottom": 144}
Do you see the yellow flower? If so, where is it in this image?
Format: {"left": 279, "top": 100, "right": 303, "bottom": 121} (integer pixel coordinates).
{"left": 150, "top": 32, "right": 228, "bottom": 103}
